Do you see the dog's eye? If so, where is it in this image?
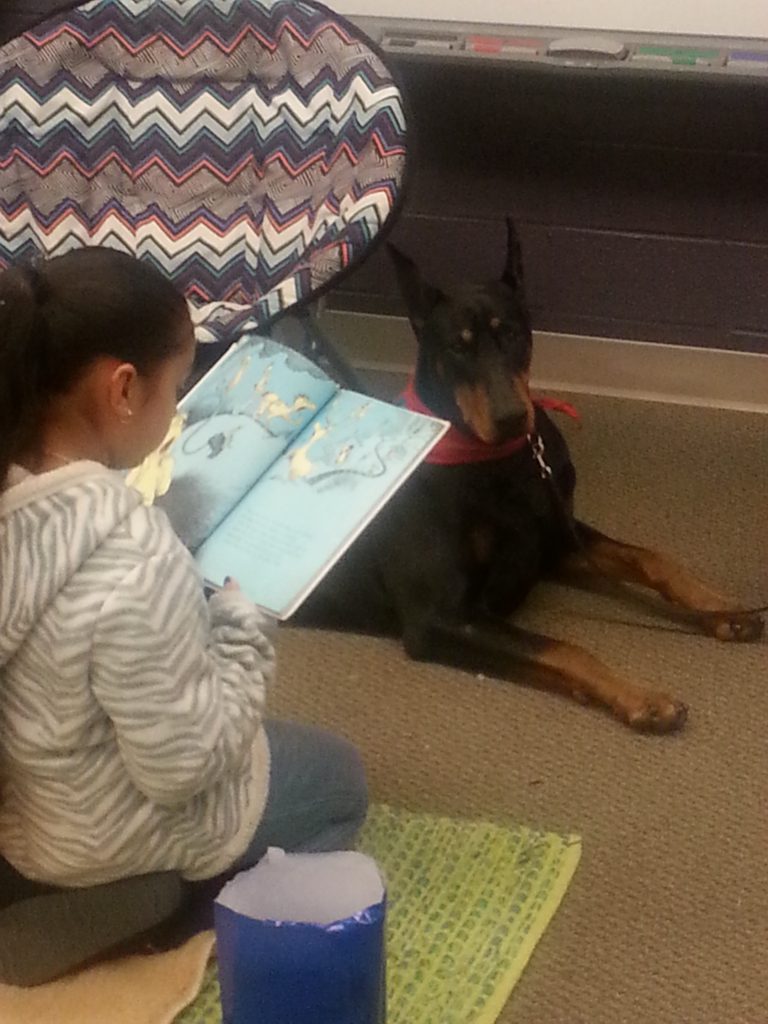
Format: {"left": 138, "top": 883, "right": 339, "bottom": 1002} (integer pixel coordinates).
{"left": 449, "top": 329, "right": 473, "bottom": 355}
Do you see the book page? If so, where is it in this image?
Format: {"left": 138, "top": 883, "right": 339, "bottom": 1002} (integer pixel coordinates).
{"left": 194, "top": 390, "right": 447, "bottom": 617}
{"left": 127, "top": 334, "right": 338, "bottom": 550}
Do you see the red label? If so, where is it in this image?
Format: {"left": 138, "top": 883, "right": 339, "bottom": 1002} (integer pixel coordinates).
{"left": 467, "top": 35, "right": 543, "bottom": 53}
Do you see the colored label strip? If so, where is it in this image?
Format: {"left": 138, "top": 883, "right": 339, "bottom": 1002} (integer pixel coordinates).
{"left": 379, "top": 29, "right": 768, "bottom": 75}
{"left": 632, "top": 45, "right": 722, "bottom": 66}
{"left": 466, "top": 35, "right": 544, "bottom": 55}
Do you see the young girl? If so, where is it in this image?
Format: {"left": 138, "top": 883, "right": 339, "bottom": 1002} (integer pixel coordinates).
{"left": 0, "top": 247, "right": 367, "bottom": 889}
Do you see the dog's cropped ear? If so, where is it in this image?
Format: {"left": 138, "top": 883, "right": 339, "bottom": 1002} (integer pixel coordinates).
{"left": 501, "top": 217, "right": 525, "bottom": 291}
{"left": 388, "top": 244, "right": 444, "bottom": 332}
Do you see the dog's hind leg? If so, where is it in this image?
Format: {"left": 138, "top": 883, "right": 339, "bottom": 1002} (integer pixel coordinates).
{"left": 404, "top": 615, "right": 687, "bottom": 733}
{"left": 563, "top": 522, "right": 763, "bottom": 642}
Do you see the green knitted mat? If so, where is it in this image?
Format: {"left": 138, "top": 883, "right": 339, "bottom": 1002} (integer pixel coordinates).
{"left": 177, "top": 804, "right": 581, "bottom": 1024}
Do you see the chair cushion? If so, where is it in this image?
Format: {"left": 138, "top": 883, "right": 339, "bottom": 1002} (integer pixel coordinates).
{"left": 0, "top": 0, "right": 406, "bottom": 342}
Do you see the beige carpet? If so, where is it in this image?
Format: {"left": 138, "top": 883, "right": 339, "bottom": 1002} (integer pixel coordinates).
{"left": 271, "top": 387, "right": 767, "bottom": 1024}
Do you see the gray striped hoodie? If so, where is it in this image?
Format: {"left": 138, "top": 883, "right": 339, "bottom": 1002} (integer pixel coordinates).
{"left": 0, "top": 462, "right": 273, "bottom": 886}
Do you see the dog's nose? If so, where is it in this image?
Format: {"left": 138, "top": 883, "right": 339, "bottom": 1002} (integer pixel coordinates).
{"left": 494, "top": 412, "right": 529, "bottom": 441}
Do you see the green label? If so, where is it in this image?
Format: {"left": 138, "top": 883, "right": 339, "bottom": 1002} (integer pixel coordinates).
{"left": 635, "top": 45, "right": 720, "bottom": 65}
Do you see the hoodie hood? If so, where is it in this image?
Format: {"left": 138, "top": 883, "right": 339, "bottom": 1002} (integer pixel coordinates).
{"left": 0, "top": 463, "right": 143, "bottom": 668}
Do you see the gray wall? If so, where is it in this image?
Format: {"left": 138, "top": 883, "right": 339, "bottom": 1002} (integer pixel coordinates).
{"left": 331, "top": 56, "right": 768, "bottom": 354}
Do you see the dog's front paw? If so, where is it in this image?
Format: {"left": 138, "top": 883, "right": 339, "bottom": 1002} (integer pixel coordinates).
{"left": 613, "top": 688, "right": 688, "bottom": 734}
{"left": 703, "top": 611, "right": 764, "bottom": 643}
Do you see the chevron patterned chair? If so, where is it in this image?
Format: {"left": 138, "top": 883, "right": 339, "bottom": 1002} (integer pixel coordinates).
{"left": 0, "top": 0, "right": 406, "bottom": 382}
{"left": 0, "top": 0, "right": 406, "bottom": 986}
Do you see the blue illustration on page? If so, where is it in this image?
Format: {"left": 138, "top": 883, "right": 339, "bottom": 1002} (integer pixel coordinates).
{"left": 194, "top": 389, "right": 446, "bottom": 617}
{"left": 149, "top": 335, "right": 338, "bottom": 549}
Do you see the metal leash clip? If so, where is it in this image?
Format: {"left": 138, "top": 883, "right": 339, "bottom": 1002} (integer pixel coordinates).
{"left": 528, "top": 432, "right": 554, "bottom": 480}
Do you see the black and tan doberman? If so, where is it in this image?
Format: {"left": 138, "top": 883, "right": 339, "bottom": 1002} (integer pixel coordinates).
{"left": 297, "top": 220, "right": 763, "bottom": 732}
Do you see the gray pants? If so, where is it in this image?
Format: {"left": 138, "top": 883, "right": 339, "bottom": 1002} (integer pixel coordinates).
{"left": 233, "top": 720, "right": 369, "bottom": 869}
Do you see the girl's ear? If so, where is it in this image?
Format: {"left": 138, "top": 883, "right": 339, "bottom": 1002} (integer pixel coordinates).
{"left": 107, "top": 361, "right": 138, "bottom": 424}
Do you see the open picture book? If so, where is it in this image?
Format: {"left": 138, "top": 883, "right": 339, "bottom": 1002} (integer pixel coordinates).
{"left": 127, "top": 333, "right": 448, "bottom": 619}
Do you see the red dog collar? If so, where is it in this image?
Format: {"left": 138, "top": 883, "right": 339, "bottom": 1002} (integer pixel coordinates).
{"left": 401, "top": 376, "right": 579, "bottom": 466}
